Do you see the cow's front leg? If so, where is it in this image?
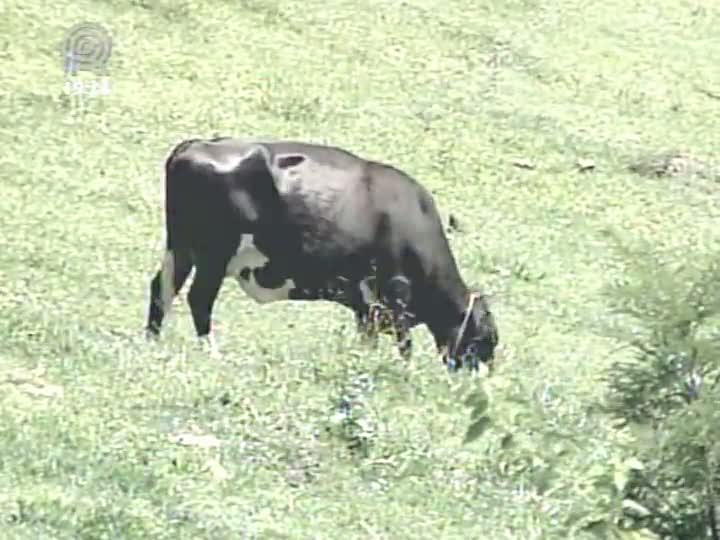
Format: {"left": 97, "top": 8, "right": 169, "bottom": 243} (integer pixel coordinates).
{"left": 187, "top": 255, "right": 227, "bottom": 359}
{"left": 382, "top": 275, "right": 413, "bottom": 360}
{"left": 354, "top": 304, "right": 381, "bottom": 348}
{"left": 346, "top": 277, "right": 381, "bottom": 348}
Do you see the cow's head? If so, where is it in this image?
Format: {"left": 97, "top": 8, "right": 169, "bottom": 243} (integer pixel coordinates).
{"left": 444, "top": 291, "right": 498, "bottom": 372}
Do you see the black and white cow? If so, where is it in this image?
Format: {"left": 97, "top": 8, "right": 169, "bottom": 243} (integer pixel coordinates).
{"left": 145, "top": 137, "right": 498, "bottom": 371}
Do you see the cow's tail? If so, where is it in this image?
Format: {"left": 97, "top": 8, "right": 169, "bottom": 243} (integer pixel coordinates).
{"left": 164, "top": 142, "right": 191, "bottom": 252}
{"left": 156, "top": 141, "right": 198, "bottom": 315}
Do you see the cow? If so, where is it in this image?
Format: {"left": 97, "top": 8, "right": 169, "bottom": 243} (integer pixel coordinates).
{"left": 145, "top": 137, "right": 498, "bottom": 372}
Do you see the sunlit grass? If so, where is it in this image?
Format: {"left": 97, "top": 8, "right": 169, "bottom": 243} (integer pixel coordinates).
{"left": 1, "top": 0, "right": 719, "bottom": 537}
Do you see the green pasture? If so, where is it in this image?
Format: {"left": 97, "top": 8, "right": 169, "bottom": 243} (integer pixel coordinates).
{"left": 1, "top": 0, "right": 718, "bottom": 537}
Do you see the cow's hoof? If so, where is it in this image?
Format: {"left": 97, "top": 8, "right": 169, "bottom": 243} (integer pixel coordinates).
{"left": 145, "top": 327, "right": 160, "bottom": 341}
{"left": 198, "top": 334, "right": 222, "bottom": 360}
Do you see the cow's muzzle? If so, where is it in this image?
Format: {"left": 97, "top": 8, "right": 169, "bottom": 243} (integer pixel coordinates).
{"left": 445, "top": 338, "right": 496, "bottom": 373}
{"left": 444, "top": 292, "right": 498, "bottom": 373}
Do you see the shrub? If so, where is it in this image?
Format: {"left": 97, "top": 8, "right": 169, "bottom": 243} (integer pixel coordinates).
{"left": 600, "top": 233, "right": 720, "bottom": 540}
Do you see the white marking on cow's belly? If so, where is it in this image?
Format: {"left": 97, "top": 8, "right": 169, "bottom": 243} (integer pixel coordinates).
{"left": 225, "top": 234, "right": 295, "bottom": 304}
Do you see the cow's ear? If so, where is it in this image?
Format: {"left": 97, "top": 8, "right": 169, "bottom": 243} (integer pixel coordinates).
{"left": 467, "top": 287, "right": 495, "bottom": 312}
{"left": 469, "top": 286, "right": 494, "bottom": 299}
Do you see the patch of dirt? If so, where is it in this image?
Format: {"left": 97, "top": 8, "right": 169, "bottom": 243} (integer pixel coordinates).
{"left": 203, "top": 457, "right": 231, "bottom": 481}
{"left": 170, "top": 422, "right": 222, "bottom": 448}
{"left": 1, "top": 367, "right": 63, "bottom": 399}
{"left": 628, "top": 150, "right": 718, "bottom": 180}
{"left": 284, "top": 447, "right": 321, "bottom": 488}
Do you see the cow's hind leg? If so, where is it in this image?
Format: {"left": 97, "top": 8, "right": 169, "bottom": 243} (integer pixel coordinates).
{"left": 380, "top": 275, "right": 413, "bottom": 360}
{"left": 146, "top": 249, "right": 193, "bottom": 337}
{"left": 187, "top": 252, "right": 228, "bottom": 359}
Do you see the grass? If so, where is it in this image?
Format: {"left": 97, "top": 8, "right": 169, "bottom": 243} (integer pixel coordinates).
{"left": 1, "top": 0, "right": 719, "bottom": 537}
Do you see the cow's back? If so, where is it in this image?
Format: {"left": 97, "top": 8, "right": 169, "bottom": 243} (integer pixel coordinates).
{"left": 259, "top": 141, "right": 380, "bottom": 268}
{"left": 263, "top": 140, "right": 368, "bottom": 172}
{"left": 165, "top": 137, "right": 461, "bottom": 286}
{"left": 258, "top": 140, "right": 460, "bottom": 291}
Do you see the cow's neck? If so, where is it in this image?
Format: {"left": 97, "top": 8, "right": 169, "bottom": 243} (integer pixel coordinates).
{"left": 420, "top": 279, "right": 471, "bottom": 351}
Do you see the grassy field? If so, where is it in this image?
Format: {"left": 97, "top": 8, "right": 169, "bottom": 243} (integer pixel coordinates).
{"left": 1, "top": 0, "right": 719, "bottom": 538}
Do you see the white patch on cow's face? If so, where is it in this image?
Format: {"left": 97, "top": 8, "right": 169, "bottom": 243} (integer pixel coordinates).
{"left": 225, "top": 234, "right": 296, "bottom": 303}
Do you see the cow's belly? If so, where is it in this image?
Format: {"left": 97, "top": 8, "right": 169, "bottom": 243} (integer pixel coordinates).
{"left": 225, "top": 234, "right": 296, "bottom": 303}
